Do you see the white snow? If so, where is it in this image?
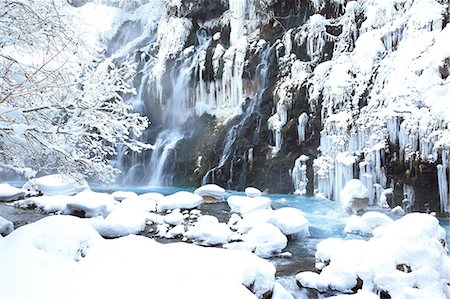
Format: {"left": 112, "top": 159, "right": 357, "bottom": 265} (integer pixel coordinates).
{"left": 339, "top": 179, "right": 370, "bottom": 214}
{"left": 0, "top": 215, "right": 276, "bottom": 299}
{"left": 111, "top": 191, "right": 138, "bottom": 201}
{"left": 242, "top": 223, "right": 288, "bottom": 258}
{"left": 63, "top": 190, "right": 118, "bottom": 218}
{"left": 296, "top": 213, "right": 450, "bottom": 297}
{"left": 163, "top": 209, "right": 184, "bottom": 226}
{"left": 194, "top": 184, "right": 226, "bottom": 200}
{"left": 184, "top": 215, "right": 234, "bottom": 245}
{"left": 236, "top": 207, "right": 309, "bottom": 237}
{"left": 89, "top": 207, "right": 147, "bottom": 238}
{"left": 245, "top": 186, "right": 262, "bottom": 197}
{"left": 344, "top": 211, "right": 394, "bottom": 235}
{"left": 227, "top": 195, "right": 272, "bottom": 215}
{"left": 0, "top": 183, "right": 27, "bottom": 202}
{"left": 17, "top": 194, "right": 73, "bottom": 213}
{"left": 22, "top": 174, "right": 89, "bottom": 196}
{"left": 157, "top": 191, "right": 203, "bottom": 212}
{"left": 0, "top": 216, "right": 14, "bottom": 236}
{"left": 119, "top": 196, "right": 157, "bottom": 212}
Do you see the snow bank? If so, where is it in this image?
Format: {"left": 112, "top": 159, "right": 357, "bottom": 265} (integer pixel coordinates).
{"left": 296, "top": 213, "right": 450, "bottom": 298}
{"left": 0, "top": 216, "right": 14, "bottom": 236}
{"left": 194, "top": 184, "right": 226, "bottom": 201}
{"left": 157, "top": 191, "right": 203, "bottom": 212}
{"left": 0, "top": 215, "right": 276, "bottom": 299}
{"left": 339, "top": 179, "right": 369, "bottom": 214}
{"left": 0, "top": 183, "right": 27, "bottom": 202}
{"left": 227, "top": 195, "right": 272, "bottom": 215}
{"left": 22, "top": 174, "right": 89, "bottom": 196}
{"left": 344, "top": 211, "right": 394, "bottom": 235}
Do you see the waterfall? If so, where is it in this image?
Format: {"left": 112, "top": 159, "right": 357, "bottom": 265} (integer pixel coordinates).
{"left": 202, "top": 44, "right": 274, "bottom": 187}
{"left": 146, "top": 31, "right": 212, "bottom": 186}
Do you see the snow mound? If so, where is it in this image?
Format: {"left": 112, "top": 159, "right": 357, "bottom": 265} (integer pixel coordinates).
{"left": 22, "top": 174, "right": 89, "bottom": 196}
{"left": 0, "top": 215, "right": 276, "bottom": 299}
{"left": 236, "top": 207, "right": 310, "bottom": 237}
{"left": 245, "top": 187, "right": 262, "bottom": 197}
{"left": 138, "top": 192, "right": 165, "bottom": 202}
{"left": 185, "top": 215, "right": 234, "bottom": 245}
{"left": 227, "top": 195, "right": 272, "bottom": 215}
{"left": 296, "top": 213, "right": 450, "bottom": 297}
{"left": 272, "top": 207, "right": 310, "bottom": 237}
{"left": 163, "top": 209, "right": 184, "bottom": 226}
{"left": 0, "top": 183, "right": 27, "bottom": 202}
{"left": 89, "top": 207, "right": 147, "bottom": 238}
{"left": 17, "top": 195, "right": 73, "bottom": 213}
{"left": 0, "top": 216, "right": 14, "bottom": 236}
{"left": 157, "top": 191, "right": 203, "bottom": 212}
{"left": 194, "top": 184, "right": 226, "bottom": 201}
{"left": 63, "top": 191, "right": 118, "bottom": 217}
{"left": 241, "top": 223, "right": 288, "bottom": 258}
{"left": 119, "top": 196, "right": 157, "bottom": 212}
{"left": 344, "top": 211, "right": 394, "bottom": 235}
{"left": 339, "top": 179, "right": 369, "bottom": 214}
{"left": 110, "top": 191, "right": 138, "bottom": 202}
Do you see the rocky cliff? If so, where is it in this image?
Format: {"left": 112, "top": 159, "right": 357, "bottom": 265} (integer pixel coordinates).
{"left": 78, "top": 0, "right": 450, "bottom": 216}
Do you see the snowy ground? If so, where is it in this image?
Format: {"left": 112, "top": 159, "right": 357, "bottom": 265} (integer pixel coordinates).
{"left": 0, "top": 178, "right": 449, "bottom": 298}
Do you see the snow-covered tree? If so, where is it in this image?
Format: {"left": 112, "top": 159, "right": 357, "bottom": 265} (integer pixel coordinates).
{"left": 0, "top": 0, "right": 149, "bottom": 182}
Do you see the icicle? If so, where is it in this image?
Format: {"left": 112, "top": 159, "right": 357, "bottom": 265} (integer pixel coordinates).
{"left": 297, "top": 112, "right": 309, "bottom": 144}
{"left": 334, "top": 153, "right": 357, "bottom": 202}
{"left": 229, "top": 0, "right": 247, "bottom": 46}
{"left": 437, "top": 148, "right": 450, "bottom": 213}
{"left": 292, "top": 155, "right": 309, "bottom": 195}
{"left": 282, "top": 29, "right": 293, "bottom": 57}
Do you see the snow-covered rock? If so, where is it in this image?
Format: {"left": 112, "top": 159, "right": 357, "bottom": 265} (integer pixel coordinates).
{"left": 0, "top": 215, "right": 276, "bottom": 299}
{"left": 157, "top": 191, "right": 202, "bottom": 212}
{"left": 89, "top": 207, "right": 147, "bottom": 238}
{"left": 242, "top": 223, "right": 288, "bottom": 258}
{"left": 236, "top": 207, "right": 310, "bottom": 237}
{"left": 110, "top": 191, "right": 138, "bottom": 202}
{"left": 227, "top": 195, "right": 272, "bottom": 215}
{"left": 344, "top": 211, "right": 394, "bottom": 235}
{"left": 296, "top": 213, "right": 450, "bottom": 297}
{"left": 119, "top": 196, "right": 157, "bottom": 212}
{"left": 0, "top": 183, "right": 27, "bottom": 202}
{"left": 163, "top": 209, "right": 184, "bottom": 226}
{"left": 138, "top": 192, "right": 165, "bottom": 203}
{"left": 0, "top": 216, "right": 14, "bottom": 236}
{"left": 340, "top": 179, "right": 369, "bottom": 215}
{"left": 272, "top": 207, "right": 310, "bottom": 237}
{"left": 63, "top": 191, "right": 118, "bottom": 217}
{"left": 272, "top": 282, "right": 294, "bottom": 299}
{"left": 245, "top": 187, "right": 262, "bottom": 197}
{"left": 16, "top": 194, "right": 73, "bottom": 213}
{"left": 194, "top": 184, "right": 225, "bottom": 202}
{"left": 22, "top": 174, "right": 89, "bottom": 196}
{"left": 184, "top": 215, "right": 234, "bottom": 246}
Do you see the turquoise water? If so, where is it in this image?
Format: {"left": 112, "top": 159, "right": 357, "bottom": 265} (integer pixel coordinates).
{"left": 93, "top": 185, "right": 450, "bottom": 245}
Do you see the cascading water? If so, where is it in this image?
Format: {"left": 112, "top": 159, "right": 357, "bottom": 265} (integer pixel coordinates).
{"left": 202, "top": 44, "right": 274, "bottom": 188}
{"left": 146, "top": 31, "right": 212, "bottom": 186}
